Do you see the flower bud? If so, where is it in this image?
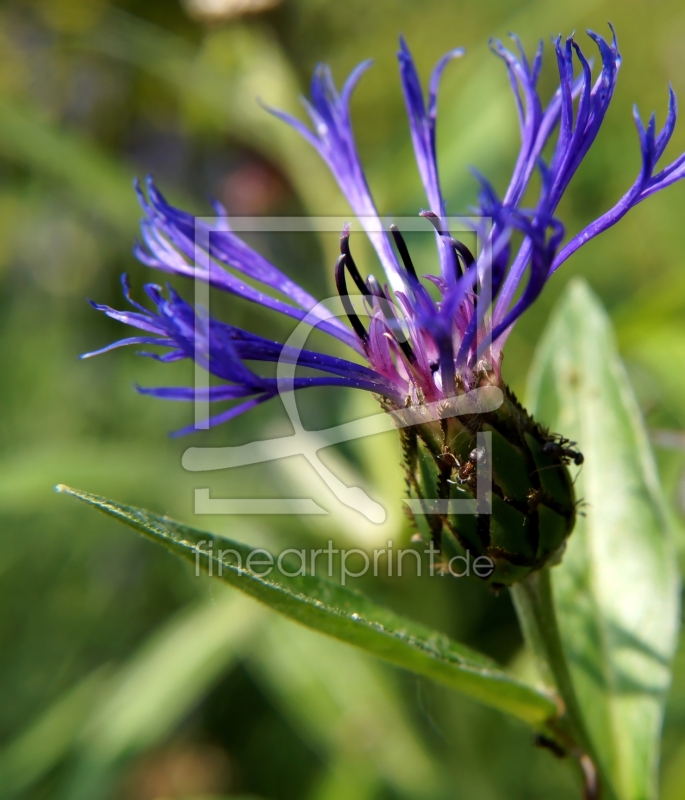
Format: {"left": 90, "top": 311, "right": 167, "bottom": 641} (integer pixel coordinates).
{"left": 402, "top": 384, "right": 577, "bottom": 587}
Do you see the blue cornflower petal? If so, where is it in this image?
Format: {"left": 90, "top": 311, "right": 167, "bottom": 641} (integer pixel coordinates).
{"left": 263, "top": 62, "right": 406, "bottom": 292}
{"left": 86, "top": 26, "right": 685, "bottom": 431}
{"left": 135, "top": 179, "right": 361, "bottom": 351}
{"left": 398, "top": 37, "right": 463, "bottom": 279}
{"left": 80, "top": 336, "right": 176, "bottom": 359}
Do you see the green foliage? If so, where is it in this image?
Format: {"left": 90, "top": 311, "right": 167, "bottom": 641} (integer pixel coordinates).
{"left": 1, "top": 1, "right": 685, "bottom": 798}
{"left": 56, "top": 485, "right": 558, "bottom": 731}
{"left": 247, "top": 616, "right": 442, "bottom": 798}
{"left": 527, "top": 280, "right": 682, "bottom": 800}
{"left": 0, "top": 592, "right": 263, "bottom": 800}
{"left": 58, "top": 272, "right": 685, "bottom": 800}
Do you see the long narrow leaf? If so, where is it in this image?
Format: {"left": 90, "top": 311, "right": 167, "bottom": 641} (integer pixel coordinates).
{"left": 57, "top": 484, "right": 558, "bottom": 731}
{"left": 526, "top": 279, "right": 681, "bottom": 800}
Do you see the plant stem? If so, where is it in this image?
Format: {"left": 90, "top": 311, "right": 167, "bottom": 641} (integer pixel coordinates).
{"left": 510, "top": 567, "right": 604, "bottom": 799}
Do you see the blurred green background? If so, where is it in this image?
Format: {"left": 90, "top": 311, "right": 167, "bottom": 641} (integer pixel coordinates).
{"left": 1, "top": 0, "right": 685, "bottom": 798}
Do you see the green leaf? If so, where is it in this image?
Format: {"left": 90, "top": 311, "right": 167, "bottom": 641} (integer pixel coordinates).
{"left": 57, "top": 485, "right": 557, "bottom": 732}
{"left": 248, "top": 616, "right": 441, "bottom": 798}
{"left": 308, "top": 759, "right": 380, "bottom": 800}
{"left": 0, "top": 669, "right": 108, "bottom": 799}
{"left": 526, "top": 279, "right": 681, "bottom": 800}
{"left": 78, "top": 592, "right": 262, "bottom": 761}
{"left": 62, "top": 592, "right": 263, "bottom": 800}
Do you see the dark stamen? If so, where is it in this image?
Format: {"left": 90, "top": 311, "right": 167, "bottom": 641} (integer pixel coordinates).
{"left": 389, "top": 224, "right": 418, "bottom": 280}
{"left": 448, "top": 236, "right": 478, "bottom": 304}
{"left": 419, "top": 209, "right": 450, "bottom": 235}
{"left": 449, "top": 237, "right": 476, "bottom": 269}
{"left": 335, "top": 255, "right": 368, "bottom": 344}
{"left": 340, "top": 227, "right": 370, "bottom": 296}
{"left": 420, "top": 210, "right": 476, "bottom": 281}
{"left": 367, "top": 275, "right": 416, "bottom": 364}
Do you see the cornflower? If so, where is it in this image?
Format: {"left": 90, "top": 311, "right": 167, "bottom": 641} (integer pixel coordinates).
{"left": 85, "top": 28, "right": 685, "bottom": 585}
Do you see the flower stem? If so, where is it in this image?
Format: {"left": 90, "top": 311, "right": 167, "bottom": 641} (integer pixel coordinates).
{"left": 510, "top": 568, "right": 607, "bottom": 799}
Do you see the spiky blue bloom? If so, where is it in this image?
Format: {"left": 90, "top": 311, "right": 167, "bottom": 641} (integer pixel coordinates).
{"left": 85, "top": 28, "right": 685, "bottom": 434}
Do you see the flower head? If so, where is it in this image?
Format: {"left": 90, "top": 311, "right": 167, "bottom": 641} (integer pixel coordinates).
{"left": 85, "top": 27, "right": 685, "bottom": 434}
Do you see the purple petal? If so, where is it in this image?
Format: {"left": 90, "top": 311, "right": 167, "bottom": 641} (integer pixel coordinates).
{"left": 170, "top": 395, "right": 275, "bottom": 437}
{"left": 81, "top": 336, "right": 175, "bottom": 359}
{"left": 266, "top": 61, "right": 406, "bottom": 291}
{"left": 135, "top": 384, "right": 256, "bottom": 401}
{"left": 398, "top": 37, "right": 463, "bottom": 279}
